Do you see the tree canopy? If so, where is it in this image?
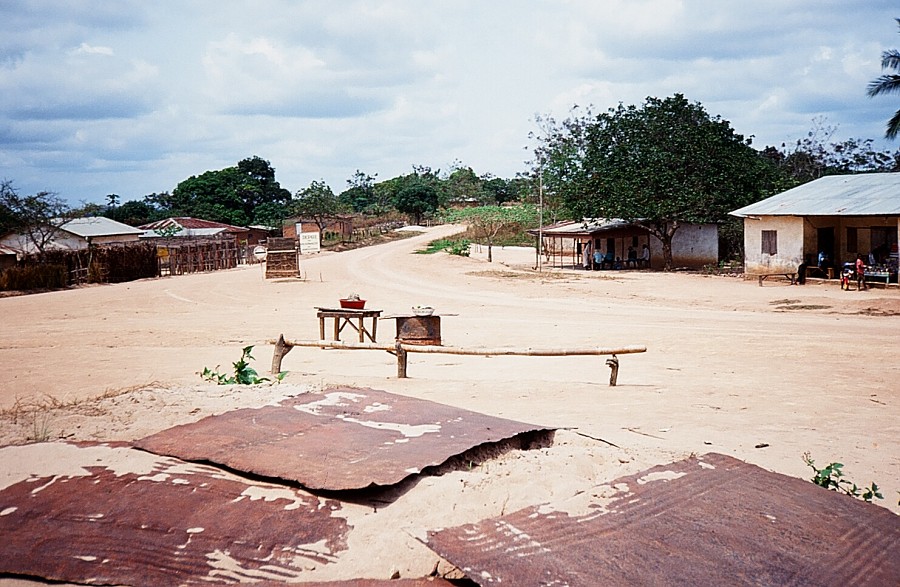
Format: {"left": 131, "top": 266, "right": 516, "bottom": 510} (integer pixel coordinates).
{"left": 535, "top": 94, "right": 780, "bottom": 269}
{"left": 163, "top": 156, "right": 292, "bottom": 226}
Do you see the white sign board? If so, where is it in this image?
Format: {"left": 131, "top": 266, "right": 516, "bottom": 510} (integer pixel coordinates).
{"left": 252, "top": 245, "right": 267, "bottom": 261}
{"left": 299, "top": 231, "right": 321, "bottom": 254}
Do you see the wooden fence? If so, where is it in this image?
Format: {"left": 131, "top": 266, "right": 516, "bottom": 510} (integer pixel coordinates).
{"left": 158, "top": 240, "right": 240, "bottom": 276}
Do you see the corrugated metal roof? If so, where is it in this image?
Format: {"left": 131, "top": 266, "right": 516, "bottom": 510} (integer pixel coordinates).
{"left": 140, "top": 217, "right": 248, "bottom": 231}
{"left": 732, "top": 173, "right": 900, "bottom": 217}
{"left": 135, "top": 387, "right": 553, "bottom": 491}
{"left": 0, "top": 442, "right": 351, "bottom": 585}
{"left": 425, "top": 453, "right": 900, "bottom": 586}
{"left": 528, "top": 218, "right": 632, "bottom": 237}
{"left": 59, "top": 216, "right": 144, "bottom": 238}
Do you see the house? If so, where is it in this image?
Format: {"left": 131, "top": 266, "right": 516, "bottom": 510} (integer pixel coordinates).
{"left": 731, "top": 173, "right": 900, "bottom": 279}
{"left": 0, "top": 216, "right": 143, "bottom": 256}
{"left": 528, "top": 218, "right": 718, "bottom": 270}
{"left": 138, "top": 217, "right": 252, "bottom": 243}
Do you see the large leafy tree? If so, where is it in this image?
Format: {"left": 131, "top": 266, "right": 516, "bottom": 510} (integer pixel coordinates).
{"left": 867, "top": 18, "right": 900, "bottom": 140}
{"left": 445, "top": 204, "right": 538, "bottom": 262}
{"left": 541, "top": 94, "right": 778, "bottom": 269}
{"left": 166, "top": 156, "right": 292, "bottom": 226}
{"left": 390, "top": 166, "right": 443, "bottom": 225}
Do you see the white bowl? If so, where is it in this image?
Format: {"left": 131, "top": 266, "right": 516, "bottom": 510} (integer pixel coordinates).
{"left": 412, "top": 306, "right": 434, "bottom": 316}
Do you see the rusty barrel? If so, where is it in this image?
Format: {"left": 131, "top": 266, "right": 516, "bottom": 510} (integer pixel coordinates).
{"left": 395, "top": 315, "right": 441, "bottom": 345}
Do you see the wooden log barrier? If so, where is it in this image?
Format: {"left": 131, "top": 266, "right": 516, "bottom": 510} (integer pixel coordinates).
{"left": 269, "top": 336, "right": 646, "bottom": 386}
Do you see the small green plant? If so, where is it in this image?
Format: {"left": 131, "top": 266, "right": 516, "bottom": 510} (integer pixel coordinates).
{"left": 802, "top": 452, "right": 883, "bottom": 503}
{"left": 447, "top": 239, "right": 471, "bottom": 256}
{"left": 201, "top": 345, "right": 285, "bottom": 385}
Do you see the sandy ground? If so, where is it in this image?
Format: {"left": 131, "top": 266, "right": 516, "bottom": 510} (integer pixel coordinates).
{"left": 1, "top": 224, "right": 898, "bottom": 583}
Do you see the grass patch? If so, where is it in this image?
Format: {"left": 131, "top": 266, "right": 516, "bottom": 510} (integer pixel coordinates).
{"left": 417, "top": 237, "right": 470, "bottom": 256}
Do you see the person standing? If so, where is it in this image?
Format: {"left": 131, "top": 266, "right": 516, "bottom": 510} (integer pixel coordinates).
{"left": 641, "top": 244, "right": 651, "bottom": 268}
{"left": 582, "top": 241, "right": 592, "bottom": 270}
{"left": 855, "top": 254, "right": 867, "bottom": 291}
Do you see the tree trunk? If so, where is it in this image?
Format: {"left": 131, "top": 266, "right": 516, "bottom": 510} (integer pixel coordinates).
{"left": 639, "top": 220, "right": 678, "bottom": 271}
{"left": 661, "top": 237, "right": 674, "bottom": 271}
{"left": 487, "top": 239, "right": 493, "bottom": 262}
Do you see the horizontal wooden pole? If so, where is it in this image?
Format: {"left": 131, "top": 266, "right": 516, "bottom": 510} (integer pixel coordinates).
{"left": 268, "top": 338, "right": 646, "bottom": 357}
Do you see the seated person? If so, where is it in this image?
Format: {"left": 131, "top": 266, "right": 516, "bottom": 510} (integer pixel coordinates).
{"left": 626, "top": 246, "right": 638, "bottom": 268}
{"left": 640, "top": 244, "right": 650, "bottom": 267}
{"left": 614, "top": 256, "right": 623, "bottom": 270}
{"left": 598, "top": 250, "right": 614, "bottom": 269}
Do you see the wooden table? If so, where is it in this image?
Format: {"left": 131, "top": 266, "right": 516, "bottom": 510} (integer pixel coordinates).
{"left": 316, "top": 308, "right": 382, "bottom": 343}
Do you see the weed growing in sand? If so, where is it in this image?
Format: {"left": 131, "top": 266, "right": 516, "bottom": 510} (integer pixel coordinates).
{"left": 28, "top": 411, "right": 52, "bottom": 442}
{"left": 201, "top": 345, "right": 285, "bottom": 385}
{"left": 802, "top": 452, "right": 883, "bottom": 503}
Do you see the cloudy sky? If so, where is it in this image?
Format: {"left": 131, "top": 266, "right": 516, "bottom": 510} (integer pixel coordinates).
{"left": 2, "top": 1, "right": 899, "bottom": 206}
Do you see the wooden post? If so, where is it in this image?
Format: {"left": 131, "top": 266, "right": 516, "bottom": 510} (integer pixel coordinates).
{"left": 271, "top": 334, "right": 293, "bottom": 374}
{"left": 396, "top": 340, "right": 408, "bottom": 378}
{"left": 606, "top": 354, "right": 619, "bottom": 386}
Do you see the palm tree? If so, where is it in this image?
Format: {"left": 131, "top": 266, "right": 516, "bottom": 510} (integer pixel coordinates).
{"left": 868, "top": 19, "right": 900, "bottom": 139}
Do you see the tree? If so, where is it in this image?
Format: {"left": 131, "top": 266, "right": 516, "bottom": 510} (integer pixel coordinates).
{"left": 540, "top": 95, "right": 778, "bottom": 269}
{"left": 444, "top": 164, "right": 486, "bottom": 205}
{"left": 445, "top": 204, "right": 538, "bottom": 262}
{"left": 167, "top": 156, "right": 292, "bottom": 225}
{"left": 106, "top": 198, "right": 163, "bottom": 226}
{"left": 290, "top": 180, "right": 345, "bottom": 242}
{"left": 867, "top": 18, "right": 900, "bottom": 139}
{"left": 339, "top": 170, "right": 378, "bottom": 213}
{"left": 394, "top": 177, "right": 439, "bottom": 225}
{"left": 765, "top": 117, "right": 900, "bottom": 185}
{"left": 0, "top": 180, "right": 72, "bottom": 255}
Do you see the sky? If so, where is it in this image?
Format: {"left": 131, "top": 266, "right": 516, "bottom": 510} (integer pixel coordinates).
{"left": 1, "top": 0, "right": 899, "bottom": 207}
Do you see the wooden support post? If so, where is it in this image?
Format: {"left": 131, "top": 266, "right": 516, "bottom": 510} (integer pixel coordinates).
{"left": 606, "top": 354, "right": 619, "bottom": 386}
{"left": 271, "top": 334, "right": 294, "bottom": 374}
{"left": 396, "top": 340, "right": 408, "bottom": 378}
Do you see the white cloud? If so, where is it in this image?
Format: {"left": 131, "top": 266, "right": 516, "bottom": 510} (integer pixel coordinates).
{"left": 1, "top": 0, "right": 898, "bottom": 204}
{"left": 73, "top": 43, "right": 114, "bottom": 56}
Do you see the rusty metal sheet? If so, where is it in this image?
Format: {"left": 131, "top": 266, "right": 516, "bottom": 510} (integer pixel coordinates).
{"left": 0, "top": 442, "right": 350, "bottom": 586}
{"left": 135, "top": 386, "right": 551, "bottom": 491}
{"left": 267, "top": 580, "right": 455, "bottom": 586}
{"left": 425, "top": 453, "right": 900, "bottom": 586}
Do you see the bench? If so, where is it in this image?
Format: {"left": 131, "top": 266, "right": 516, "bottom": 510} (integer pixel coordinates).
{"left": 754, "top": 273, "right": 796, "bottom": 286}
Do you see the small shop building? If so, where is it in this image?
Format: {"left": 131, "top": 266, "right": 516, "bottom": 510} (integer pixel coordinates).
{"left": 731, "top": 173, "right": 900, "bottom": 283}
{"left": 528, "top": 218, "right": 718, "bottom": 270}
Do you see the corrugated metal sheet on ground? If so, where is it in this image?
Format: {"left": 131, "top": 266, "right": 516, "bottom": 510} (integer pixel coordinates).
{"left": 0, "top": 442, "right": 350, "bottom": 586}
{"left": 134, "top": 386, "right": 551, "bottom": 491}
{"left": 425, "top": 453, "right": 900, "bottom": 586}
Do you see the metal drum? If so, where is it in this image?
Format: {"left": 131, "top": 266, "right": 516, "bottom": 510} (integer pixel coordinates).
{"left": 394, "top": 315, "right": 441, "bottom": 345}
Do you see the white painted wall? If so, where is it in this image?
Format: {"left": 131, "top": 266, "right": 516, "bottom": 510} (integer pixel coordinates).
{"left": 742, "top": 216, "right": 804, "bottom": 274}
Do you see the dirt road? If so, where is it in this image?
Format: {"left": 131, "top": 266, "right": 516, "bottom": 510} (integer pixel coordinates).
{"left": 1, "top": 224, "right": 897, "bottom": 581}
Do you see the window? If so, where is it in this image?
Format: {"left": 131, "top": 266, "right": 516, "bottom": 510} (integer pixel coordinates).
{"left": 846, "top": 227, "right": 858, "bottom": 253}
{"left": 761, "top": 230, "right": 777, "bottom": 255}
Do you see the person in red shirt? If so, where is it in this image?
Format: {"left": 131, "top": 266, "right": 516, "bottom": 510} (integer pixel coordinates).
{"left": 855, "top": 255, "right": 867, "bottom": 291}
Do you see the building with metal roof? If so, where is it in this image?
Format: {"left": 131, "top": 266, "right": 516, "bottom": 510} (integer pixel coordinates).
{"left": 527, "top": 218, "right": 718, "bottom": 270}
{"left": 138, "top": 217, "right": 250, "bottom": 240}
{"left": 0, "top": 216, "right": 142, "bottom": 256}
{"left": 730, "top": 173, "right": 899, "bottom": 281}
